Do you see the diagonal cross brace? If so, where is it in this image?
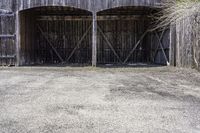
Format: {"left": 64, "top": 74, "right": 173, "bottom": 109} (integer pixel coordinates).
{"left": 97, "top": 25, "right": 123, "bottom": 64}
{"left": 155, "top": 32, "right": 170, "bottom": 66}
{"left": 37, "top": 25, "right": 64, "bottom": 63}
{"left": 152, "top": 27, "right": 166, "bottom": 62}
{"left": 123, "top": 30, "right": 148, "bottom": 64}
{"left": 66, "top": 24, "right": 92, "bottom": 62}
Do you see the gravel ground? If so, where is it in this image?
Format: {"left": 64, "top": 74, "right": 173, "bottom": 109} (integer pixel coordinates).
{"left": 0, "top": 66, "right": 200, "bottom": 133}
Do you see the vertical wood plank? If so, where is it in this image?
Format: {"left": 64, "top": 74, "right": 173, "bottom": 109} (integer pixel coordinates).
{"left": 15, "top": 11, "right": 20, "bottom": 66}
{"left": 92, "top": 12, "right": 97, "bottom": 66}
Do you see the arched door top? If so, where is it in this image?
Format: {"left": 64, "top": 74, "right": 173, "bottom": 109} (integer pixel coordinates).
{"left": 18, "top": 5, "right": 92, "bottom": 15}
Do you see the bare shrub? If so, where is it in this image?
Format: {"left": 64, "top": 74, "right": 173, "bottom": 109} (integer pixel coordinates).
{"left": 152, "top": 0, "right": 200, "bottom": 69}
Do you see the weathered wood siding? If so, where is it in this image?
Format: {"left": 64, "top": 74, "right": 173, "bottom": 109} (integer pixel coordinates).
{"left": 0, "top": 0, "right": 162, "bottom": 12}
{"left": 193, "top": 18, "right": 200, "bottom": 71}
{"left": 176, "top": 18, "right": 194, "bottom": 68}
{"left": 0, "top": 12, "right": 16, "bottom": 66}
{"left": 176, "top": 16, "right": 200, "bottom": 70}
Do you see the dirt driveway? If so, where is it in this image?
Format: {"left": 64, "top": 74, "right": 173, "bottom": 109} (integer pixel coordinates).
{"left": 0, "top": 66, "right": 200, "bottom": 133}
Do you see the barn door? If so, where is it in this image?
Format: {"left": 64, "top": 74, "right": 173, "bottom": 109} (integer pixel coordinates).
{"left": 97, "top": 19, "right": 148, "bottom": 64}
{"left": 36, "top": 19, "right": 92, "bottom": 64}
{"left": 151, "top": 29, "right": 170, "bottom": 65}
{"left": 0, "top": 13, "right": 16, "bottom": 66}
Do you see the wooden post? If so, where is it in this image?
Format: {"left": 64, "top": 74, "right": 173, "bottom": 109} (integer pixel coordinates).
{"left": 176, "top": 22, "right": 180, "bottom": 67}
{"left": 169, "top": 24, "right": 176, "bottom": 66}
{"left": 92, "top": 12, "right": 97, "bottom": 67}
{"left": 15, "top": 11, "right": 20, "bottom": 66}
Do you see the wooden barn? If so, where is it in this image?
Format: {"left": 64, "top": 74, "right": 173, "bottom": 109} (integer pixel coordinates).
{"left": 0, "top": 0, "right": 173, "bottom": 67}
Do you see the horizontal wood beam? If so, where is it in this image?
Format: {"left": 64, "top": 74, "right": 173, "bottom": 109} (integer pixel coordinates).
{"left": 0, "top": 35, "right": 15, "bottom": 38}
{"left": 0, "top": 13, "right": 15, "bottom": 17}
{"left": 0, "top": 56, "right": 16, "bottom": 59}
{"left": 97, "top": 15, "right": 148, "bottom": 20}
{"left": 37, "top": 16, "right": 92, "bottom": 21}
{"left": 36, "top": 15, "right": 148, "bottom": 21}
